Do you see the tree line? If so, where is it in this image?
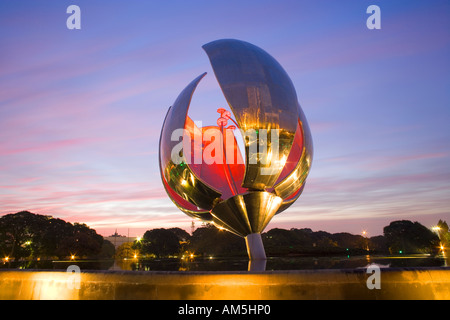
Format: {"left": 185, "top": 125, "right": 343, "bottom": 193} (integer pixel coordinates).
{"left": 1, "top": 211, "right": 446, "bottom": 262}
{"left": 130, "top": 219, "right": 444, "bottom": 258}
{"left": 0, "top": 211, "right": 107, "bottom": 261}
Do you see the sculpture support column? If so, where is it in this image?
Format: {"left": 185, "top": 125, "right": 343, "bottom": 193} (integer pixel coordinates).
{"left": 245, "top": 233, "right": 266, "bottom": 260}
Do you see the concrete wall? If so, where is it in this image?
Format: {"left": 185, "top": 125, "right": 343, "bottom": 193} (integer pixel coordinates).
{"left": 0, "top": 268, "right": 449, "bottom": 300}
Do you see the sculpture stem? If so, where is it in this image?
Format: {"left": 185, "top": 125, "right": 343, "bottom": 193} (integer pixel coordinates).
{"left": 245, "top": 233, "right": 266, "bottom": 260}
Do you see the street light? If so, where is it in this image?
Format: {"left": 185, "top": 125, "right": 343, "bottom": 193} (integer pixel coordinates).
{"left": 361, "top": 230, "right": 369, "bottom": 251}
{"left": 432, "top": 227, "right": 443, "bottom": 243}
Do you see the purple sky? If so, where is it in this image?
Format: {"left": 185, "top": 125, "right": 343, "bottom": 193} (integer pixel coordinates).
{"left": 1, "top": 1, "right": 449, "bottom": 237}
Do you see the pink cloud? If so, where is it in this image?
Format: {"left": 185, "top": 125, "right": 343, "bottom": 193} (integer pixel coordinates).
{"left": 0, "top": 138, "right": 94, "bottom": 156}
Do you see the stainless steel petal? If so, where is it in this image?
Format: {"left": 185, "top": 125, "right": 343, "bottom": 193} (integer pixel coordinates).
{"left": 160, "top": 167, "right": 214, "bottom": 221}
{"left": 275, "top": 184, "right": 304, "bottom": 215}
{"left": 203, "top": 39, "right": 300, "bottom": 190}
{"left": 159, "top": 73, "right": 222, "bottom": 211}
{"left": 210, "top": 191, "right": 283, "bottom": 237}
{"left": 274, "top": 111, "right": 313, "bottom": 200}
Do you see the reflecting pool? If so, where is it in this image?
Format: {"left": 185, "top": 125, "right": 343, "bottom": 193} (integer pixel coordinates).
{"left": 1, "top": 254, "right": 447, "bottom": 272}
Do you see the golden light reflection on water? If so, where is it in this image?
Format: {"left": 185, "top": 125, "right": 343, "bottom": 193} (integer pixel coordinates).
{"left": 0, "top": 268, "right": 449, "bottom": 300}
{"left": 29, "top": 272, "right": 79, "bottom": 300}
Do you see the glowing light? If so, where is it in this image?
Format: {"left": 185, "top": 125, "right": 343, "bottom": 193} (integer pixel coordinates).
{"left": 279, "top": 154, "right": 287, "bottom": 167}
{"left": 4, "top": 256, "right": 9, "bottom": 262}
{"left": 136, "top": 236, "right": 142, "bottom": 242}
{"left": 70, "top": 255, "right": 75, "bottom": 260}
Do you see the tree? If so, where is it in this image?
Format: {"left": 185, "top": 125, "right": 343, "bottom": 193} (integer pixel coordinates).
{"left": 264, "top": 228, "right": 299, "bottom": 247}
{"left": 263, "top": 228, "right": 375, "bottom": 255}
{"left": 331, "top": 233, "right": 366, "bottom": 250}
{"left": 0, "top": 211, "right": 51, "bottom": 260}
{"left": 61, "top": 223, "right": 103, "bottom": 258}
{"left": 437, "top": 220, "right": 449, "bottom": 234}
{"left": 188, "top": 224, "right": 246, "bottom": 257}
{"left": 115, "top": 242, "right": 134, "bottom": 260}
{"left": 436, "top": 220, "right": 450, "bottom": 250}
{"left": 369, "top": 235, "right": 388, "bottom": 253}
{"left": 141, "top": 228, "right": 181, "bottom": 257}
{"left": 314, "top": 232, "right": 338, "bottom": 248}
{"left": 168, "top": 227, "right": 191, "bottom": 242}
{"left": 38, "top": 217, "right": 74, "bottom": 258}
{"left": 97, "top": 240, "right": 115, "bottom": 259}
{"left": 0, "top": 211, "right": 103, "bottom": 260}
{"left": 383, "top": 220, "right": 439, "bottom": 254}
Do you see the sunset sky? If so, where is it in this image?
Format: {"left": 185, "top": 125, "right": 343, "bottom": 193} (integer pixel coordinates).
{"left": 1, "top": 1, "right": 449, "bottom": 237}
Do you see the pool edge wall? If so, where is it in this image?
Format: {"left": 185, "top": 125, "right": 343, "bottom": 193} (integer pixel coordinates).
{"left": 0, "top": 268, "right": 449, "bottom": 300}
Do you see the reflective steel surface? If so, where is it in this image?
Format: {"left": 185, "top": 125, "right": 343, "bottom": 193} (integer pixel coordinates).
{"left": 159, "top": 73, "right": 221, "bottom": 214}
{"left": 274, "top": 105, "right": 313, "bottom": 200}
{"left": 159, "top": 39, "right": 313, "bottom": 241}
{"left": 203, "top": 39, "right": 301, "bottom": 190}
{"left": 210, "top": 191, "right": 283, "bottom": 237}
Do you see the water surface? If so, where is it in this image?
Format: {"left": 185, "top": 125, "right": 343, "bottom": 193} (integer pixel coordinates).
{"left": 2, "top": 254, "right": 447, "bottom": 271}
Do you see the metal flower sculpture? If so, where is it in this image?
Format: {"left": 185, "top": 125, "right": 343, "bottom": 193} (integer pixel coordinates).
{"left": 159, "top": 39, "right": 313, "bottom": 265}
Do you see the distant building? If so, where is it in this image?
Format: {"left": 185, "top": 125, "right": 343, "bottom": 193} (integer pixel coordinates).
{"left": 105, "top": 230, "right": 136, "bottom": 249}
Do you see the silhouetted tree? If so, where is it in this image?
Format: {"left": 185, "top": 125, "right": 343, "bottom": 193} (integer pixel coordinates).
{"left": 436, "top": 220, "right": 450, "bottom": 250}
{"left": 264, "top": 228, "right": 298, "bottom": 247}
{"left": 97, "top": 239, "right": 115, "bottom": 259}
{"left": 62, "top": 223, "right": 103, "bottom": 258}
{"left": 0, "top": 211, "right": 46, "bottom": 259}
{"left": 141, "top": 228, "right": 181, "bottom": 257}
{"left": 0, "top": 211, "right": 103, "bottom": 260}
{"left": 331, "top": 233, "right": 366, "bottom": 250}
{"left": 369, "top": 235, "right": 388, "bottom": 253}
{"left": 188, "top": 224, "right": 246, "bottom": 257}
{"left": 115, "top": 242, "right": 134, "bottom": 260}
{"left": 168, "top": 227, "right": 191, "bottom": 242}
{"left": 383, "top": 220, "right": 439, "bottom": 254}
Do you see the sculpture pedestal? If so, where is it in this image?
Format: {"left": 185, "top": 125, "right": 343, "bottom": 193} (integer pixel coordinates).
{"left": 245, "top": 233, "right": 266, "bottom": 260}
